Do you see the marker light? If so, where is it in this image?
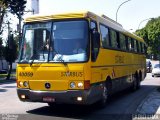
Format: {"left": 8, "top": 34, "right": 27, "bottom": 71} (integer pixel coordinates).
{"left": 19, "top": 81, "right": 23, "bottom": 87}
{"left": 84, "top": 80, "right": 90, "bottom": 90}
{"left": 77, "top": 82, "right": 83, "bottom": 88}
{"left": 21, "top": 95, "right": 26, "bottom": 99}
{"left": 23, "top": 81, "right": 28, "bottom": 87}
{"left": 70, "top": 82, "right": 76, "bottom": 88}
{"left": 77, "top": 97, "right": 82, "bottom": 101}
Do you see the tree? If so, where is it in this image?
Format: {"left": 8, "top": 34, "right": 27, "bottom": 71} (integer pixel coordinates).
{"left": 135, "top": 17, "right": 160, "bottom": 60}
{"left": 7, "top": 0, "right": 27, "bottom": 18}
{"left": 5, "top": 34, "right": 17, "bottom": 80}
{"left": 0, "top": 0, "right": 26, "bottom": 79}
{"left": 0, "top": 37, "right": 5, "bottom": 58}
{"left": 0, "top": 0, "right": 7, "bottom": 35}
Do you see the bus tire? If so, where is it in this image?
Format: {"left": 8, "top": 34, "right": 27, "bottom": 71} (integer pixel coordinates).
{"left": 136, "top": 74, "right": 141, "bottom": 89}
{"left": 131, "top": 74, "right": 137, "bottom": 91}
{"left": 98, "top": 81, "right": 110, "bottom": 108}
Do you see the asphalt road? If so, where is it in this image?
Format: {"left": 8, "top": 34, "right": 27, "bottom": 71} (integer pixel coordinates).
{"left": 0, "top": 73, "right": 159, "bottom": 120}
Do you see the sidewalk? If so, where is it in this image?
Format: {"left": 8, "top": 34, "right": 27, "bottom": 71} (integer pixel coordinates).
{"left": 135, "top": 87, "right": 160, "bottom": 114}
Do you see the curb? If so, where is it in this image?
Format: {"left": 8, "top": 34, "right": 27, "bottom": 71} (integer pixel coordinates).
{"left": 135, "top": 87, "right": 160, "bottom": 114}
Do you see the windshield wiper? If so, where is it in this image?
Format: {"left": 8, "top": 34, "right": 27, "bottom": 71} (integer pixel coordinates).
{"left": 30, "top": 55, "right": 35, "bottom": 66}
{"left": 52, "top": 48, "right": 65, "bottom": 63}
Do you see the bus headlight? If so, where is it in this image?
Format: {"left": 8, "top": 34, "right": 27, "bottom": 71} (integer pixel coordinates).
{"left": 77, "top": 82, "right": 83, "bottom": 88}
{"left": 23, "top": 81, "right": 28, "bottom": 87}
{"left": 19, "top": 81, "right": 23, "bottom": 87}
{"left": 70, "top": 82, "right": 76, "bottom": 88}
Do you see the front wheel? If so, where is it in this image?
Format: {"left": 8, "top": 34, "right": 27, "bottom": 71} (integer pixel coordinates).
{"left": 131, "top": 74, "right": 140, "bottom": 91}
{"left": 98, "top": 84, "right": 108, "bottom": 108}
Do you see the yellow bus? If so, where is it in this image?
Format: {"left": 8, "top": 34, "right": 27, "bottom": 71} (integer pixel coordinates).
{"left": 16, "top": 11, "right": 146, "bottom": 107}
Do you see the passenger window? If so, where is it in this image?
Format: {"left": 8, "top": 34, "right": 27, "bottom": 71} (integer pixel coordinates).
{"left": 138, "top": 41, "right": 141, "bottom": 53}
{"left": 91, "top": 21, "right": 97, "bottom": 30}
{"left": 128, "top": 37, "right": 131, "bottom": 51}
{"left": 140, "top": 42, "right": 143, "bottom": 53}
{"left": 91, "top": 21, "right": 99, "bottom": 62}
{"left": 100, "top": 25, "right": 110, "bottom": 48}
{"left": 119, "top": 33, "right": 126, "bottom": 50}
{"left": 110, "top": 29, "right": 118, "bottom": 48}
{"left": 125, "top": 36, "right": 129, "bottom": 50}
{"left": 136, "top": 41, "right": 139, "bottom": 53}
{"left": 134, "top": 40, "right": 137, "bottom": 52}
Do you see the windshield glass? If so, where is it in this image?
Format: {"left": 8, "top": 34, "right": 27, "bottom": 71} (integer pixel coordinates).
{"left": 19, "top": 22, "right": 52, "bottom": 63}
{"left": 50, "top": 20, "right": 89, "bottom": 62}
{"left": 19, "top": 20, "right": 89, "bottom": 63}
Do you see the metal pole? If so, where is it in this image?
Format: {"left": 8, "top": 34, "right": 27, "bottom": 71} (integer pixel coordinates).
{"left": 18, "top": 14, "right": 22, "bottom": 51}
{"left": 116, "top": 0, "right": 131, "bottom": 22}
{"left": 138, "top": 18, "right": 153, "bottom": 30}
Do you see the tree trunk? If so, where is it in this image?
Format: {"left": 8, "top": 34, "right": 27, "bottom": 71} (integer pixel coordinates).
{"left": 6, "top": 62, "right": 12, "bottom": 80}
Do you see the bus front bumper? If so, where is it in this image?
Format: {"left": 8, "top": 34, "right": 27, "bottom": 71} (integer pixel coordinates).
{"left": 17, "top": 86, "right": 103, "bottom": 105}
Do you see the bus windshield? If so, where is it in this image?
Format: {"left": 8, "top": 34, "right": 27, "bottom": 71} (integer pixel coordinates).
{"left": 19, "top": 20, "right": 89, "bottom": 63}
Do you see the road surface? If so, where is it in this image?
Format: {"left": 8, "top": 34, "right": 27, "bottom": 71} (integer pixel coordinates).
{"left": 0, "top": 73, "right": 159, "bottom": 120}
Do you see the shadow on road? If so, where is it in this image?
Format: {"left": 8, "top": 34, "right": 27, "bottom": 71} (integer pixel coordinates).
{"left": 0, "top": 80, "right": 16, "bottom": 85}
{"left": 26, "top": 85, "right": 156, "bottom": 120}
{"left": 0, "top": 88, "right": 7, "bottom": 92}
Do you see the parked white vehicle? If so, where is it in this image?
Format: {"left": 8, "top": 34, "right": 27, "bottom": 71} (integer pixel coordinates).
{"left": 0, "top": 58, "right": 9, "bottom": 74}
{"left": 152, "top": 64, "right": 160, "bottom": 77}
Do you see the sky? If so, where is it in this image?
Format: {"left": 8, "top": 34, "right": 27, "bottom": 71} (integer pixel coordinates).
{"left": 35, "top": 0, "right": 160, "bottom": 31}
{"left": 3, "top": 0, "right": 160, "bottom": 40}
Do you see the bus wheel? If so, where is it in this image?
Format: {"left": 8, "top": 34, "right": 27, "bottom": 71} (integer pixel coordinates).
{"left": 136, "top": 74, "right": 141, "bottom": 89}
{"left": 98, "top": 83, "right": 108, "bottom": 108}
{"left": 131, "top": 74, "right": 138, "bottom": 91}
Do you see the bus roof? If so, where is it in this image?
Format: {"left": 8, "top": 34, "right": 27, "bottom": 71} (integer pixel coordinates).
{"left": 24, "top": 11, "right": 146, "bottom": 44}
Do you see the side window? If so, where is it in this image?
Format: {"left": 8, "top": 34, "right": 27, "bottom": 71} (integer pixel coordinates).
{"left": 128, "top": 37, "right": 132, "bottom": 51}
{"left": 131, "top": 38, "right": 134, "bottom": 51}
{"left": 100, "top": 24, "right": 110, "bottom": 48}
{"left": 119, "top": 33, "right": 126, "bottom": 50}
{"left": 140, "top": 42, "right": 143, "bottom": 53}
{"left": 134, "top": 39, "right": 137, "bottom": 52}
{"left": 141, "top": 43, "right": 144, "bottom": 53}
{"left": 125, "top": 36, "right": 129, "bottom": 50}
{"left": 136, "top": 40, "right": 139, "bottom": 53}
{"left": 91, "top": 21, "right": 97, "bottom": 30}
{"left": 138, "top": 41, "right": 141, "bottom": 53}
{"left": 110, "top": 29, "right": 118, "bottom": 48}
{"left": 90, "top": 21, "right": 99, "bottom": 62}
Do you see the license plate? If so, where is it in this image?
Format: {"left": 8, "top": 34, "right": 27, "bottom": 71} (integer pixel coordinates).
{"left": 43, "top": 97, "right": 55, "bottom": 102}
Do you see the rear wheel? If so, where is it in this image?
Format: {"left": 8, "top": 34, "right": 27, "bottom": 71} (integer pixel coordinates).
{"left": 131, "top": 73, "right": 140, "bottom": 91}
{"left": 136, "top": 74, "right": 141, "bottom": 89}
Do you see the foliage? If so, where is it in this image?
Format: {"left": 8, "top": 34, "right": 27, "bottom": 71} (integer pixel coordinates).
{"left": 4, "top": 34, "right": 18, "bottom": 80}
{"left": 0, "top": 0, "right": 7, "bottom": 35}
{"left": 135, "top": 17, "right": 160, "bottom": 59}
{"left": 5, "top": 34, "right": 18, "bottom": 63}
{"left": 0, "top": 37, "right": 5, "bottom": 58}
{"left": 3, "top": 0, "right": 27, "bottom": 18}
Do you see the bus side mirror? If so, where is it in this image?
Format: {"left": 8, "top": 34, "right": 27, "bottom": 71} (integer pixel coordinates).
{"left": 92, "top": 30, "right": 100, "bottom": 48}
